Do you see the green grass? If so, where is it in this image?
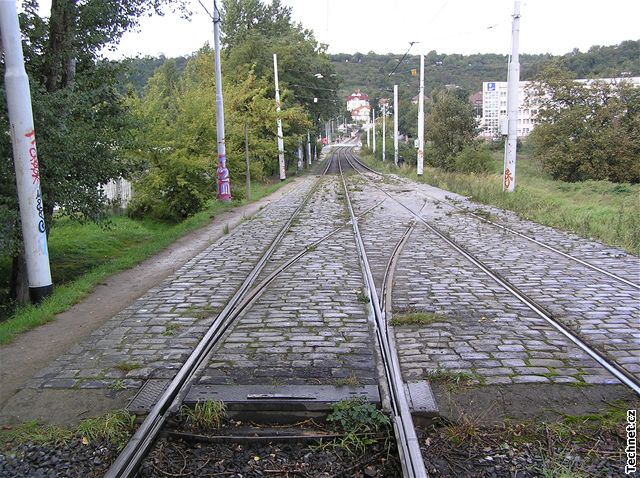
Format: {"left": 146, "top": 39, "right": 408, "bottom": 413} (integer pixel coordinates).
{"left": 180, "top": 400, "right": 227, "bottom": 429}
{"left": 389, "top": 311, "right": 448, "bottom": 326}
{"left": 0, "top": 179, "right": 293, "bottom": 344}
{"left": 360, "top": 150, "right": 640, "bottom": 256}
{"left": 0, "top": 410, "right": 136, "bottom": 451}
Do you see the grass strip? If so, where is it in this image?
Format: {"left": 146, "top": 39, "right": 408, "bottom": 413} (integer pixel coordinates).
{"left": 0, "top": 179, "right": 293, "bottom": 344}
{"left": 360, "top": 149, "right": 640, "bottom": 256}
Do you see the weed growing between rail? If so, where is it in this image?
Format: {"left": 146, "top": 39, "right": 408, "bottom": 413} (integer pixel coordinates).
{"left": 359, "top": 149, "right": 640, "bottom": 256}
{"left": 0, "top": 410, "right": 136, "bottom": 451}
{"left": 321, "top": 398, "right": 393, "bottom": 456}
{"left": 179, "top": 400, "right": 227, "bottom": 430}
{"left": 390, "top": 311, "right": 449, "bottom": 326}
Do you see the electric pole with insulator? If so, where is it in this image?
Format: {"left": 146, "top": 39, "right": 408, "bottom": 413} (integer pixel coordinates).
{"left": 417, "top": 53, "right": 425, "bottom": 176}
{"left": 274, "top": 53, "right": 286, "bottom": 180}
{"left": 393, "top": 84, "right": 399, "bottom": 166}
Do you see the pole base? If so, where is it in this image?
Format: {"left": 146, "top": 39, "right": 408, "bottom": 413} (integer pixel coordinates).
{"left": 29, "top": 284, "right": 53, "bottom": 304}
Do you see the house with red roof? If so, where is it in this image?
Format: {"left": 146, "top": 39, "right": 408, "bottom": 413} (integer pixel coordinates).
{"left": 346, "top": 89, "right": 371, "bottom": 124}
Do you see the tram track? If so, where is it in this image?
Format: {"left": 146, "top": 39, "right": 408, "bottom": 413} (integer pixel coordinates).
{"left": 348, "top": 151, "right": 639, "bottom": 290}
{"left": 341, "top": 146, "right": 640, "bottom": 397}
{"left": 106, "top": 154, "right": 401, "bottom": 477}
{"left": 337, "top": 148, "right": 428, "bottom": 478}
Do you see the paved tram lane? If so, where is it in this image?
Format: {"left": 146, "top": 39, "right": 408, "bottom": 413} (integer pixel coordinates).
{"left": 342, "top": 146, "right": 638, "bottom": 413}
{"left": 194, "top": 175, "right": 378, "bottom": 389}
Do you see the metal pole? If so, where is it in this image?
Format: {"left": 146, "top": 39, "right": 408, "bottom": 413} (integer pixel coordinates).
{"left": 394, "top": 84, "right": 399, "bottom": 166}
{"left": 382, "top": 103, "right": 386, "bottom": 161}
{"left": 0, "top": 0, "right": 53, "bottom": 303}
{"left": 372, "top": 108, "right": 376, "bottom": 157}
{"left": 213, "top": 2, "right": 231, "bottom": 200}
{"left": 366, "top": 119, "right": 370, "bottom": 148}
{"left": 503, "top": 1, "right": 520, "bottom": 192}
{"left": 307, "top": 131, "right": 311, "bottom": 166}
{"left": 274, "top": 53, "right": 286, "bottom": 180}
{"left": 245, "top": 124, "right": 251, "bottom": 201}
{"left": 417, "top": 53, "right": 425, "bottom": 176}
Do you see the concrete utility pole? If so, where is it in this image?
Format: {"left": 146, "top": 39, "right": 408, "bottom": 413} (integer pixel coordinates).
{"left": 417, "top": 53, "right": 425, "bottom": 176}
{"left": 273, "top": 53, "right": 286, "bottom": 180}
{"left": 382, "top": 103, "right": 386, "bottom": 161}
{"left": 297, "top": 141, "right": 303, "bottom": 170}
{"left": 372, "top": 108, "right": 376, "bottom": 157}
{"left": 244, "top": 124, "right": 251, "bottom": 200}
{"left": 213, "top": 1, "right": 231, "bottom": 200}
{"left": 0, "top": 0, "right": 53, "bottom": 302}
{"left": 366, "top": 120, "right": 370, "bottom": 148}
{"left": 503, "top": 1, "right": 521, "bottom": 192}
{"left": 307, "top": 131, "right": 311, "bottom": 166}
{"left": 393, "top": 84, "right": 399, "bottom": 166}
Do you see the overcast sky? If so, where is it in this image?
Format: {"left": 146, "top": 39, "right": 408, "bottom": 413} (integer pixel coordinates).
{"left": 38, "top": 0, "right": 640, "bottom": 59}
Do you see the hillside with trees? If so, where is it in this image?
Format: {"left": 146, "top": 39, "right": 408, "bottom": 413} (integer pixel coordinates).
{"left": 329, "top": 40, "right": 640, "bottom": 102}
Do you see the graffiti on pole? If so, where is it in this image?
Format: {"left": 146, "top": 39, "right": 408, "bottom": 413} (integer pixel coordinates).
{"left": 25, "top": 130, "right": 40, "bottom": 184}
{"left": 504, "top": 168, "right": 514, "bottom": 190}
{"left": 217, "top": 155, "right": 231, "bottom": 200}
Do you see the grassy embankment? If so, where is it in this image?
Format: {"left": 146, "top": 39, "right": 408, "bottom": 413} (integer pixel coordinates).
{"left": 0, "top": 179, "right": 295, "bottom": 344}
{"left": 359, "top": 148, "right": 640, "bottom": 257}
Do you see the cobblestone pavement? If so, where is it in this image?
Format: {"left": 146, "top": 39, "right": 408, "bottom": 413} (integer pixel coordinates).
{"left": 16, "top": 146, "right": 638, "bottom": 409}
{"left": 197, "top": 176, "right": 376, "bottom": 386}
{"left": 344, "top": 159, "right": 635, "bottom": 387}
{"left": 367, "top": 168, "right": 639, "bottom": 380}
{"left": 24, "top": 177, "right": 320, "bottom": 391}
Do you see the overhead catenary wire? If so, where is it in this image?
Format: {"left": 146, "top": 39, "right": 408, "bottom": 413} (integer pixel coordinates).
{"left": 388, "top": 41, "right": 418, "bottom": 77}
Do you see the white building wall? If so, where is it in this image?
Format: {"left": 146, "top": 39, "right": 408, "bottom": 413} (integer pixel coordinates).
{"left": 100, "top": 178, "right": 133, "bottom": 209}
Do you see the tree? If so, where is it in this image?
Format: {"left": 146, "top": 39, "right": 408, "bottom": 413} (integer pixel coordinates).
{"left": 127, "top": 47, "right": 311, "bottom": 220}
{"left": 221, "top": 0, "right": 341, "bottom": 126}
{"left": 528, "top": 62, "right": 640, "bottom": 183}
{"left": 425, "top": 88, "right": 478, "bottom": 170}
{"left": 1, "top": 0, "right": 187, "bottom": 304}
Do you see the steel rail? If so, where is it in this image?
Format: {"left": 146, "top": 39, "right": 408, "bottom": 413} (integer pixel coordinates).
{"left": 106, "top": 162, "right": 333, "bottom": 478}
{"left": 336, "top": 149, "right": 428, "bottom": 478}
{"left": 346, "top": 153, "right": 639, "bottom": 290}
{"left": 343, "top": 149, "right": 640, "bottom": 397}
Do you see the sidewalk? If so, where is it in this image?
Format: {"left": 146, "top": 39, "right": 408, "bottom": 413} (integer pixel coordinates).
{"left": 0, "top": 177, "right": 306, "bottom": 424}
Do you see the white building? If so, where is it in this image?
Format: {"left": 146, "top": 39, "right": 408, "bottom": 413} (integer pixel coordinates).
{"left": 100, "top": 178, "right": 132, "bottom": 210}
{"left": 351, "top": 104, "right": 371, "bottom": 123}
{"left": 481, "top": 76, "right": 640, "bottom": 138}
{"left": 346, "top": 89, "right": 369, "bottom": 112}
{"left": 481, "top": 81, "right": 538, "bottom": 138}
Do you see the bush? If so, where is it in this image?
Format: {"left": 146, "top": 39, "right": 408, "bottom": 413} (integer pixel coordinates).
{"left": 128, "top": 153, "right": 214, "bottom": 221}
{"left": 453, "top": 146, "right": 493, "bottom": 173}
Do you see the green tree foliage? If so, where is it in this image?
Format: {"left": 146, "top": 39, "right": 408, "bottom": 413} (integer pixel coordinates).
{"left": 330, "top": 41, "right": 639, "bottom": 105}
{"left": 221, "top": 0, "right": 341, "bottom": 125}
{"left": 528, "top": 63, "right": 640, "bottom": 183}
{"left": 127, "top": 45, "right": 311, "bottom": 220}
{"left": 2, "top": 0, "right": 186, "bottom": 302}
{"left": 425, "top": 89, "right": 478, "bottom": 171}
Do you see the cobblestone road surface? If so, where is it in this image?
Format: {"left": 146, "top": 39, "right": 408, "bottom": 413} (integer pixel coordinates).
{"left": 17, "top": 145, "right": 638, "bottom": 413}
